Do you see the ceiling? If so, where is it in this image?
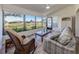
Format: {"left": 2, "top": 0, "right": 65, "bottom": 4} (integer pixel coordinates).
{"left": 14, "top": 4, "right": 71, "bottom": 15}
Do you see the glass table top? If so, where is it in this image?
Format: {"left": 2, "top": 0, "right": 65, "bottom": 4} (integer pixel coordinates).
{"left": 35, "top": 29, "right": 51, "bottom": 35}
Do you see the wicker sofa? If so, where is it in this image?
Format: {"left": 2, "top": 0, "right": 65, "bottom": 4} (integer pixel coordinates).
{"left": 43, "top": 27, "right": 77, "bottom": 54}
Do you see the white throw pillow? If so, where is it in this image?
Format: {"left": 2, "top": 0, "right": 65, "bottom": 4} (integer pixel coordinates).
{"left": 58, "top": 27, "right": 73, "bottom": 45}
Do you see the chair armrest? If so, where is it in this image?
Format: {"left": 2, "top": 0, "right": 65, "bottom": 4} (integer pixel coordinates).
{"left": 50, "top": 39, "right": 75, "bottom": 52}
{"left": 44, "top": 37, "right": 76, "bottom": 53}
{"left": 21, "top": 33, "right": 35, "bottom": 39}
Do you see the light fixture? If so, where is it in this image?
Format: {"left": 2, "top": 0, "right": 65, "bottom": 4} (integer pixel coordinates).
{"left": 46, "top": 4, "right": 50, "bottom": 9}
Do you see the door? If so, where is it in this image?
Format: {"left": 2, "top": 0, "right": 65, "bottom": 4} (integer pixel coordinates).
{"left": 47, "top": 17, "right": 52, "bottom": 29}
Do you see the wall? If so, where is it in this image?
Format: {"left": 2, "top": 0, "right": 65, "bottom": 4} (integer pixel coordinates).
{"left": 0, "top": 5, "right": 2, "bottom": 49}
{"left": 61, "top": 18, "right": 72, "bottom": 29}
{"left": 76, "top": 10, "right": 79, "bottom": 37}
{"left": 75, "top": 5, "right": 79, "bottom": 37}
{"left": 49, "top": 5, "right": 76, "bottom": 31}
{"left": 49, "top": 4, "right": 79, "bottom": 37}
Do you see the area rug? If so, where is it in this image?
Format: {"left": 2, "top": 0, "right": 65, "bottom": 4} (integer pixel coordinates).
{"left": 34, "top": 43, "right": 47, "bottom": 54}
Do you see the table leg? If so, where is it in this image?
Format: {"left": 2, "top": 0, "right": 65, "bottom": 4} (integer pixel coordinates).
{"left": 41, "top": 36, "right": 43, "bottom": 42}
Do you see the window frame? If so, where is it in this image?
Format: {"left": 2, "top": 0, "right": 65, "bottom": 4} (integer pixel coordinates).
{"left": 3, "top": 11, "right": 44, "bottom": 35}
{"left": 46, "top": 17, "right": 53, "bottom": 29}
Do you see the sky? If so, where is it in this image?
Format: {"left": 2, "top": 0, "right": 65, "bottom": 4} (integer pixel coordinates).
{"left": 5, "top": 16, "right": 42, "bottom": 22}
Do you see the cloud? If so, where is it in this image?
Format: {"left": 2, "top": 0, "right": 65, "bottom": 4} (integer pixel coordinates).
{"left": 5, "top": 16, "right": 23, "bottom": 22}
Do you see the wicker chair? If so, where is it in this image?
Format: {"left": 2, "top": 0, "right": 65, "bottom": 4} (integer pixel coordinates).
{"left": 5, "top": 29, "right": 35, "bottom": 54}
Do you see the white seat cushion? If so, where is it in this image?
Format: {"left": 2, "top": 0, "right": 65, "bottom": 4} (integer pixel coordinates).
{"left": 23, "top": 35, "right": 35, "bottom": 45}
{"left": 23, "top": 38, "right": 32, "bottom": 44}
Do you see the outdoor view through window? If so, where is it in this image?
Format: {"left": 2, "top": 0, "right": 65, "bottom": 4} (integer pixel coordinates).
{"left": 4, "top": 12, "right": 58, "bottom": 34}
{"left": 4, "top": 13, "right": 43, "bottom": 33}
{"left": 4, "top": 14, "right": 24, "bottom": 32}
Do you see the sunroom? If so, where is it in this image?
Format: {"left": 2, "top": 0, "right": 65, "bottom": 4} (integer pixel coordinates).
{"left": 0, "top": 4, "right": 79, "bottom": 54}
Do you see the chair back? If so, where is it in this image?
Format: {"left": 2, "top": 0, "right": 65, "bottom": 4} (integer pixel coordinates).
{"left": 5, "top": 29, "right": 25, "bottom": 53}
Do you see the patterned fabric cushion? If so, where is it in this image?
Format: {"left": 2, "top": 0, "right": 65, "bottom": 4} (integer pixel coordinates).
{"left": 57, "top": 27, "right": 73, "bottom": 45}
{"left": 50, "top": 34, "right": 59, "bottom": 41}
{"left": 50, "top": 32, "right": 60, "bottom": 41}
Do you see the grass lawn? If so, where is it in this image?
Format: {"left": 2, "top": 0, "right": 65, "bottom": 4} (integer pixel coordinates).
{"left": 5, "top": 22, "right": 42, "bottom": 32}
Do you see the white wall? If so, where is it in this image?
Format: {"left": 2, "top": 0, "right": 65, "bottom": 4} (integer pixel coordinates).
{"left": 76, "top": 10, "right": 79, "bottom": 37}
{"left": 49, "top": 4, "right": 79, "bottom": 37}
{"left": 61, "top": 18, "right": 72, "bottom": 29}
{"left": 75, "top": 5, "right": 79, "bottom": 37}
{"left": 0, "top": 5, "right": 2, "bottom": 49}
{"left": 50, "top": 5, "right": 76, "bottom": 31}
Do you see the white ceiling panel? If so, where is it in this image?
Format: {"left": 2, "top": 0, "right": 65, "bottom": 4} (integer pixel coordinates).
{"left": 14, "top": 4, "right": 71, "bottom": 15}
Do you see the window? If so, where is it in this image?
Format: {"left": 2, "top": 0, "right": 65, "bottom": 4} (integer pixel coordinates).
{"left": 36, "top": 16, "right": 42, "bottom": 28}
{"left": 47, "top": 17, "right": 52, "bottom": 28}
{"left": 25, "top": 15, "right": 35, "bottom": 30}
{"left": 4, "top": 11, "right": 44, "bottom": 34}
{"left": 53, "top": 17, "right": 58, "bottom": 28}
{"left": 42, "top": 17, "right": 47, "bottom": 28}
{"left": 4, "top": 13, "right": 24, "bottom": 32}
{"left": 52, "top": 16, "right": 58, "bottom": 30}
